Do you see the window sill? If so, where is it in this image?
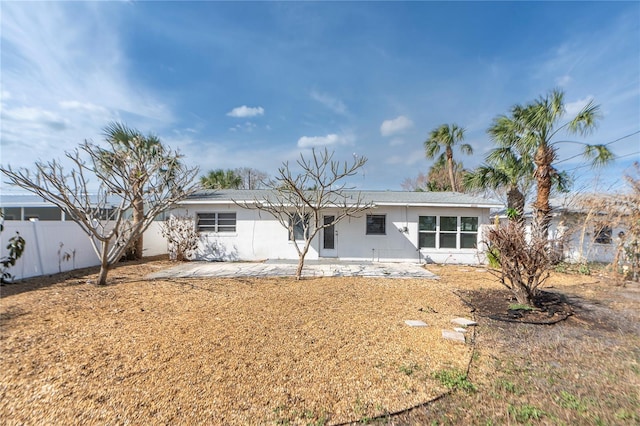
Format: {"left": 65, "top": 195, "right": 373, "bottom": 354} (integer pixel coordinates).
{"left": 200, "top": 232, "right": 238, "bottom": 237}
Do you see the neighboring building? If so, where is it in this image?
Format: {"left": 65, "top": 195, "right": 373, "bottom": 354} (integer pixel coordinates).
{"left": 548, "top": 196, "right": 626, "bottom": 264}
{"left": 0, "top": 194, "right": 119, "bottom": 221}
{"left": 494, "top": 195, "right": 627, "bottom": 264}
{"left": 1, "top": 194, "right": 69, "bottom": 221}
{"left": 174, "top": 190, "right": 502, "bottom": 265}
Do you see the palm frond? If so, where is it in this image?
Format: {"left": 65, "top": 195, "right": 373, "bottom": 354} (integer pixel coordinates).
{"left": 568, "top": 101, "right": 601, "bottom": 136}
{"left": 583, "top": 144, "right": 614, "bottom": 167}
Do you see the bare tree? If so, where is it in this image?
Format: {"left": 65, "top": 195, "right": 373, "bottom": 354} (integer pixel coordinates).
{"left": 401, "top": 172, "right": 429, "bottom": 192}
{"left": 235, "top": 167, "right": 269, "bottom": 189}
{"left": 1, "top": 140, "right": 198, "bottom": 285}
{"left": 238, "top": 148, "right": 371, "bottom": 279}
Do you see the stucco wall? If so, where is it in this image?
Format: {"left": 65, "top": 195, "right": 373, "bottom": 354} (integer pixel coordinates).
{"left": 548, "top": 216, "right": 623, "bottom": 263}
{"left": 175, "top": 204, "right": 492, "bottom": 264}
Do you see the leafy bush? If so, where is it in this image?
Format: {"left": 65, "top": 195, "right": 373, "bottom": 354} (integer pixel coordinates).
{"left": 1, "top": 231, "right": 26, "bottom": 284}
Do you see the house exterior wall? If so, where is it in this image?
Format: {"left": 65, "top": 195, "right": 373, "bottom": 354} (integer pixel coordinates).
{"left": 548, "top": 214, "right": 623, "bottom": 264}
{"left": 174, "top": 204, "right": 492, "bottom": 264}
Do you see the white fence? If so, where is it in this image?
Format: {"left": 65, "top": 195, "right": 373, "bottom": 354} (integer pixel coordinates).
{"left": 0, "top": 221, "right": 167, "bottom": 280}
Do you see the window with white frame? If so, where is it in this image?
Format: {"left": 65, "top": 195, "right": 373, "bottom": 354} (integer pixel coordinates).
{"left": 196, "top": 212, "right": 236, "bottom": 232}
{"left": 366, "top": 214, "right": 386, "bottom": 235}
{"left": 418, "top": 216, "right": 436, "bottom": 248}
{"left": 418, "top": 215, "right": 479, "bottom": 249}
{"left": 439, "top": 216, "right": 458, "bottom": 248}
{"left": 289, "top": 213, "right": 309, "bottom": 241}
{"left": 460, "top": 217, "right": 479, "bottom": 248}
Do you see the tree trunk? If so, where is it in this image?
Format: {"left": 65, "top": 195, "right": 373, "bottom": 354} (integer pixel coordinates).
{"left": 533, "top": 144, "right": 554, "bottom": 239}
{"left": 513, "top": 286, "right": 534, "bottom": 306}
{"left": 446, "top": 146, "right": 457, "bottom": 192}
{"left": 97, "top": 242, "right": 111, "bottom": 285}
{"left": 295, "top": 241, "right": 311, "bottom": 280}
{"left": 506, "top": 185, "right": 525, "bottom": 221}
{"left": 131, "top": 194, "right": 145, "bottom": 260}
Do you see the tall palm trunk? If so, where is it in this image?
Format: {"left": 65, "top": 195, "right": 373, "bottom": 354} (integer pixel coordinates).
{"left": 446, "top": 146, "right": 457, "bottom": 192}
{"left": 506, "top": 185, "right": 525, "bottom": 221}
{"left": 132, "top": 194, "right": 144, "bottom": 259}
{"left": 126, "top": 176, "right": 144, "bottom": 261}
{"left": 533, "top": 144, "right": 554, "bottom": 239}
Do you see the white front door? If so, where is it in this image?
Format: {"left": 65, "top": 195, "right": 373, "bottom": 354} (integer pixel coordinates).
{"left": 320, "top": 215, "right": 338, "bottom": 257}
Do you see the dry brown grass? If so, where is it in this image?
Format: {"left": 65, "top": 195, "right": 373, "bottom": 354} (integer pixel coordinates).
{"left": 378, "top": 266, "right": 640, "bottom": 425}
{"left": 2, "top": 260, "right": 638, "bottom": 425}
{"left": 1, "top": 259, "right": 473, "bottom": 425}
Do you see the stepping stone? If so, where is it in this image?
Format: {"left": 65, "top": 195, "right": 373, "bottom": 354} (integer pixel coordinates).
{"left": 442, "top": 329, "right": 466, "bottom": 343}
{"left": 451, "top": 317, "right": 477, "bottom": 326}
{"left": 404, "top": 320, "right": 428, "bottom": 327}
{"left": 454, "top": 327, "right": 467, "bottom": 333}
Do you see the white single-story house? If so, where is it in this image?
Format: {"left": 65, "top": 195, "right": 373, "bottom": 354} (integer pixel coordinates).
{"left": 173, "top": 190, "right": 503, "bottom": 265}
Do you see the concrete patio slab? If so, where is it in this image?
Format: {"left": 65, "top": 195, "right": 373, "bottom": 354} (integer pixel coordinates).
{"left": 146, "top": 259, "right": 438, "bottom": 280}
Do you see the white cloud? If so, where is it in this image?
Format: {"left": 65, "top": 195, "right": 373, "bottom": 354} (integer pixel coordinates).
{"left": 310, "top": 90, "right": 347, "bottom": 114}
{"left": 229, "top": 122, "right": 257, "bottom": 132}
{"left": 380, "top": 115, "right": 413, "bottom": 137}
{"left": 0, "top": 1, "right": 172, "bottom": 181}
{"left": 226, "top": 105, "right": 265, "bottom": 118}
{"left": 565, "top": 96, "right": 593, "bottom": 116}
{"left": 297, "top": 133, "right": 347, "bottom": 148}
{"left": 59, "top": 100, "right": 109, "bottom": 115}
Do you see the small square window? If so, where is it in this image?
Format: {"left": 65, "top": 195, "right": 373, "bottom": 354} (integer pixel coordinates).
{"left": 440, "top": 216, "right": 457, "bottom": 232}
{"left": 461, "top": 217, "right": 478, "bottom": 232}
{"left": 419, "top": 233, "right": 436, "bottom": 248}
{"left": 366, "top": 214, "right": 386, "bottom": 235}
{"left": 460, "top": 233, "right": 477, "bottom": 249}
{"left": 440, "top": 233, "right": 457, "bottom": 249}
{"left": 594, "top": 224, "right": 612, "bottom": 244}
{"left": 419, "top": 216, "right": 436, "bottom": 231}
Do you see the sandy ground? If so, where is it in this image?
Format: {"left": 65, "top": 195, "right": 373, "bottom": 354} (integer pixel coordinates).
{"left": 1, "top": 259, "right": 474, "bottom": 425}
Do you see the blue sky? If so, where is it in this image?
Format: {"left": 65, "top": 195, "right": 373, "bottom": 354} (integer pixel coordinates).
{"left": 1, "top": 1, "right": 639, "bottom": 194}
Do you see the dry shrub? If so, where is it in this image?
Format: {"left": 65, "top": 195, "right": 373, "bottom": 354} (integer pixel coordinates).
{"left": 486, "top": 221, "right": 550, "bottom": 305}
{"left": 160, "top": 214, "right": 199, "bottom": 261}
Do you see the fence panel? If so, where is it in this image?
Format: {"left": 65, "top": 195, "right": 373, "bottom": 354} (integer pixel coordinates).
{"left": 0, "top": 221, "right": 168, "bottom": 280}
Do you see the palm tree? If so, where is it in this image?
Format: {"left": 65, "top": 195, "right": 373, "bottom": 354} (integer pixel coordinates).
{"left": 424, "top": 124, "right": 473, "bottom": 192}
{"left": 464, "top": 147, "right": 532, "bottom": 218}
{"left": 100, "top": 122, "right": 179, "bottom": 260}
{"left": 200, "top": 169, "right": 242, "bottom": 190}
{"left": 488, "top": 89, "right": 613, "bottom": 237}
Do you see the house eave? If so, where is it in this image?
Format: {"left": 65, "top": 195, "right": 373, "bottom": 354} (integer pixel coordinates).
{"left": 178, "top": 199, "right": 500, "bottom": 209}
